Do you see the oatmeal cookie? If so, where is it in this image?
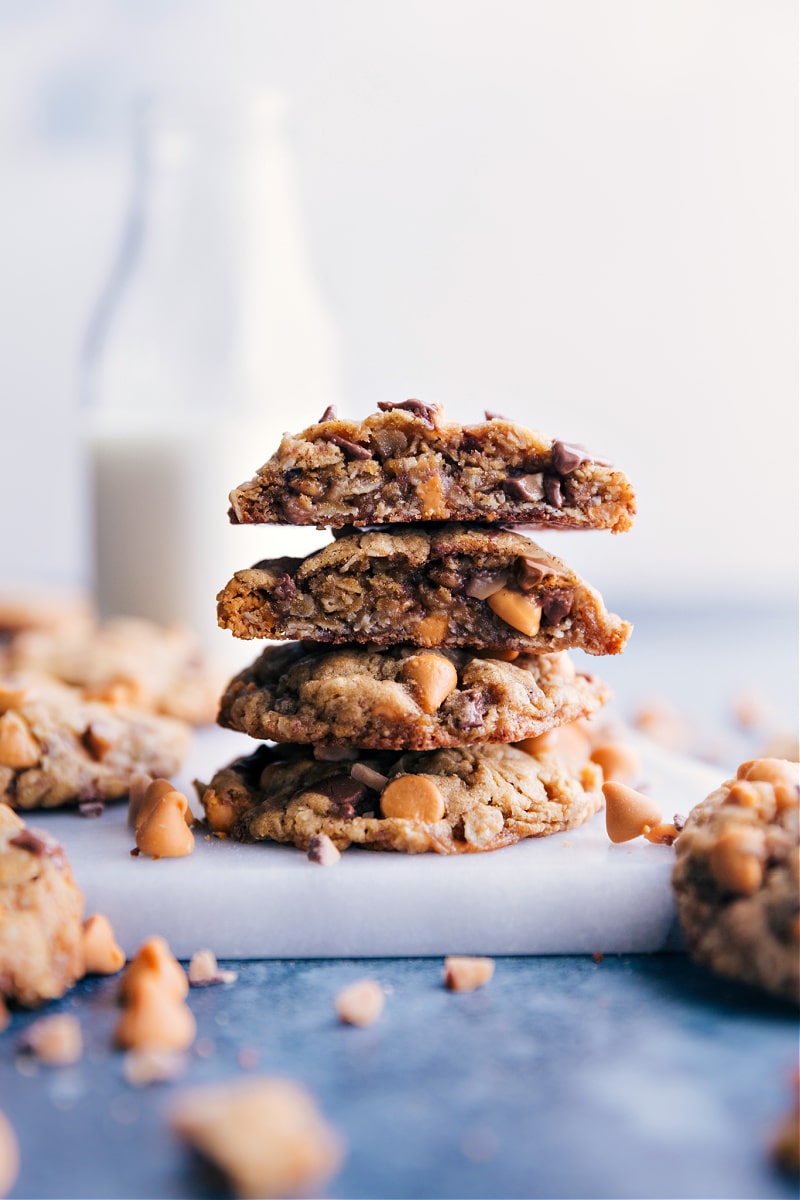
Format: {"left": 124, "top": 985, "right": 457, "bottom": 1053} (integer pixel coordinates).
{"left": 0, "top": 675, "right": 191, "bottom": 810}
{"left": 6, "top": 616, "right": 220, "bottom": 725}
{"left": 218, "top": 643, "right": 609, "bottom": 750}
{"left": 228, "top": 401, "right": 636, "bottom": 533}
{"left": 672, "top": 759, "right": 799, "bottom": 1004}
{"left": 197, "top": 741, "right": 603, "bottom": 854}
{"left": 217, "top": 525, "right": 631, "bottom": 655}
{"left": 0, "top": 806, "right": 85, "bottom": 1005}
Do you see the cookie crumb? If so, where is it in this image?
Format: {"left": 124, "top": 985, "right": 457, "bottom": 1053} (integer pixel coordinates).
{"left": 78, "top": 800, "right": 105, "bottom": 819}
{"left": 169, "top": 1077, "right": 344, "bottom": 1199}
{"left": 443, "top": 956, "right": 495, "bottom": 992}
{"left": 20, "top": 1014, "right": 83, "bottom": 1065}
{"left": 592, "top": 951, "right": 604, "bottom": 964}
{"left": 307, "top": 834, "right": 341, "bottom": 866}
{"left": 334, "top": 979, "right": 385, "bottom": 1027}
{"left": 188, "top": 949, "right": 236, "bottom": 987}
{"left": 772, "top": 1074, "right": 800, "bottom": 1176}
{"left": 643, "top": 822, "right": 680, "bottom": 846}
{"left": 0, "top": 1109, "right": 19, "bottom": 1199}
{"left": 0, "top": 998, "right": 9, "bottom": 1033}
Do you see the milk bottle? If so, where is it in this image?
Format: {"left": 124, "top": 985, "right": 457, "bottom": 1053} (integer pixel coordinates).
{"left": 82, "top": 95, "right": 341, "bottom": 669}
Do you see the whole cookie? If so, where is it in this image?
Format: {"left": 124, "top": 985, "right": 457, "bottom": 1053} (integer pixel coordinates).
{"left": 672, "top": 759, "right": 799, "bottom": 1004}
{"left": 218, "top": 643, "right": 610, "bottom": 750}
{"left": 0, "top": 675, "right": 191, "bottom": 810}
{"left": 198, "top": 741, "right": 603, "bottom": 855}
{"left": 0, "top": 806, "right": 85, "bottom": 1006}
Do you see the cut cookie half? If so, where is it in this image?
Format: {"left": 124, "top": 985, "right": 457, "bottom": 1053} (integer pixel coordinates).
{"left": 228, "top": 402, "right": 635, "bottom": 533}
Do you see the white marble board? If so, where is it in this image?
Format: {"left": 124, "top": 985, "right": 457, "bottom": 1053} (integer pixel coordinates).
{"left": 31, "top": 727, "right": 723, "bottom": 959}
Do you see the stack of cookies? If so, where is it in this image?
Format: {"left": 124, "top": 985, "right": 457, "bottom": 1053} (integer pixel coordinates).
{"left": 200, "top": 401, "right": 636, "bottom": 856}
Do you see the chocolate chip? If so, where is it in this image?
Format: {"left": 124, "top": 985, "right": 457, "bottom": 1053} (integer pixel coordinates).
{"left": 78, "top": 800, "right": 105, "bottom": 819}
{"left": 272, "top": 574, "right": 297, "bottom": 605}
{"left": 541, "top": 590, "right": 574, "bottom": 625}
{"left": 448, "top": 689, "right": 485, "bottom": 730}
{"left": 233, "top": 744, "right": 278, "bottom": 788}
{"left": 318, "top": 405, "right": 337, "bottom": 422}
{"left": 329, "top": 435, "right": 372, "bottom": 461}
{"left": 312, "top": 775, "right": 368, "bottom": 817}
{"left": 9, "top": 829, "right": 58, "bottom": 857}
{"left": 551, "top": 440, "right": 611, "bottom": 475}
{"left": 504, "top": 474, "right": 544, "bottom": 503}
{"left": 516, "top": 550, "right": 559, "bottom": 591}
{"left": 377, "top": 399, "right": 439, "bottom": 428}
{"left": 673, "top": 813, "right": 687, "bottom": 832}
{"left": 544, "top": 476, "right": 563, "bottom": 508}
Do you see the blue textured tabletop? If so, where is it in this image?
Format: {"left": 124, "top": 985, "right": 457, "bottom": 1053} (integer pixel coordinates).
{"left": 2, "top": 606, "right": 798, "bottom": 1200}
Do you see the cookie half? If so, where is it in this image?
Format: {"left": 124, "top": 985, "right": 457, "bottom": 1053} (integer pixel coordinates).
{"left": 197, "top": 742, "right": 604, "bottom": 855}
{"left": 217, "top": 525, "right": 631, "bottom": 655}
{"left": 672, "top": 759, "right": 799, "bottom": 1004}
{"left": 0, "top": 806, "right": 85, "bottom": 1005}
{"left": 218, "top": 643, "right": 610, "bottom": 750}
{"left": 0, "top": 675, "right": 191, "bottom": 809}
{"left": 228, "top": 402, "right": 635, "bottom": 533}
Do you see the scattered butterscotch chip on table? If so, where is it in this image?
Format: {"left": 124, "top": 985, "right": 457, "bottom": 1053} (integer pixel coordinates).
{"left": 169, "top": 1077, "right": 345, "bottom": 1199}
{"left": 82, "top": 913, "right": 125, "bottom": 975}
{"left": 134, "top": 784, "right": 195, "bottom": 859}
{"left": 603, "top": 781, "right": 662, "bottom": 844}
{"left": 115, "top": 936, "right": 195, "bottom": 1052}
{"left": 122, "top": 1047, "right": 188, "bottom": 1088}
{"left": 335, "top": 979, "right": 385, "bottom": 1026}
{"left": 19, "top": 1013, "right": 83, "bottom": 1065}
{"left": 443, "top": 956, "right": 495, "bottom": 992}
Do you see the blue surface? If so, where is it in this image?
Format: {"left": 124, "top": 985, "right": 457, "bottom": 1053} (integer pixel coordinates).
{"left": 2, "top": 956, "right": 798, "bottom": 1200}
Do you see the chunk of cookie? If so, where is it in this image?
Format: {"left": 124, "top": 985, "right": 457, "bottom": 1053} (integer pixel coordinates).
{"left": 0, "top": 806, "right": 85, "bottom": 1006}
{"left": 217, "top": 525, "right": 631, "bottom": 655}
{"left": 6, "top": 616, "right": 221, "bottom": 725}
{"left": 197, "top": 741, "right": 603, "bottom": 855}
{"left": 218, "top": 642, "right": 609, "bottom": 750}
{"left": 672, "top": 759, "right": 799, "bottom": 1004}
{"left": 228, "top": 403, "right": 636, "bottom": 533}
{"left": 169, "top": 1077, "right": 344, "bottom": 1198}
{"left": 0, "top": 675, "right": 190, "bottom": 810}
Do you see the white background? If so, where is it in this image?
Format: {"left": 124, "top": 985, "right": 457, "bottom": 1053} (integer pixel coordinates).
{"left": 0, "top": 0, "right": 796, "bottom": 611}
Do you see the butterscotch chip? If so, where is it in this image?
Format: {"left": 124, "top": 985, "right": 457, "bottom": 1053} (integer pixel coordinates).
{"left": 131, "top": 778, "right": 176, "bottom": 832}
{"left": 135, "top": 790, "right": 195, "bottom": 859}
{"left": 590, "top": 742, "right": 640, "bottom": 784}
{"left": 0, "top": 806, "right": 85, "bottom": 1006}
{"left": 197, "top": 742, "right": 604, "bottom": 855}
{"left": 0, "top": 1109, "right": 19, "bottom": 1199}
{"left": 226, "top": 404, "right": 635, "bottom": 532}
{"left": 218, "top": 644, "right": 609, "bottom": 752}
{"left": 334, "top": 979, "right": 385, "bottom": 1026}
{"left": 115, "top": 975, "right": 196, "bottom": 1052}
{"left": 0, "top": 711, "right": 40, "bottom": 769}
{"left": 169, "top": 1076, "right": 344, "bottom": 1199}
{"left": 603, "top": 782, "right": 662, "bottom": 843}
{"left": 380, "top": 776, "right": 446, "bottom": 822}
{"left": 122, "top": 1047, "right": 187, "bottom": 1087}
{"left": 118, "top": 936, "right": 188, "bottom": 1004}
{"left": 82, "top": 913, "right": 125, "bottom": 975}
{"left": 216, "top": 526, "right": 630, "bottom": 656}
{"left": 673, "top": 760, "right": 799, "bottom": 1003}
{"left": 443, "top": 956, "right": 495, "bottom": 991}
{"left": 20, "top": 1013, "right": 83, "bottom": 1065}
{"left": 517, "top": 720, "right": 592, "bottom": 770}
